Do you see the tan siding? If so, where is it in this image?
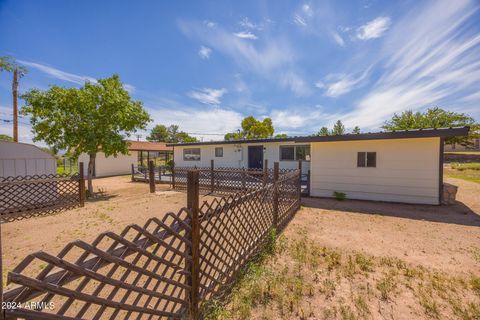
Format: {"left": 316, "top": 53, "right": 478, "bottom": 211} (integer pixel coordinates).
{"left": 310, "top": 137, "right": 440, "bottom": 204}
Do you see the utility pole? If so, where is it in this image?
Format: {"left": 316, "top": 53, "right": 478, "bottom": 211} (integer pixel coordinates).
{"left": 12, "top": 67, "right": 18, "bottom": 142}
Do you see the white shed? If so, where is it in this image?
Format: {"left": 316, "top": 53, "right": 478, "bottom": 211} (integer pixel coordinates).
{"left": 0, "top": 141, "right": 56, "bottom": 177}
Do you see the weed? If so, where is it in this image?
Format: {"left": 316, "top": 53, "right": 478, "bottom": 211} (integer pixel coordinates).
{"left": 339, "top": 305, "right": 356, "bottom": 320}
{"left": 376, "top": 274, "right": 396, "bottom": 300}
{"left": 418, "top": 287, "right": 439, "bottom": 318}
{"left": 325, "top": 249, "right": 341, "bottom": 271}
{"left": 333, "top": 191, "right": 347, "bottom": 201}
{"left": 354, "top": 295, "right": 370, "bottom": 317}
{"left": 470, "top": 276, "right": 480, "bottom": 295}
{"left": 320, "top": 278, "right": 336, "bottom": 299}
{"left": 355, "top": 253, "right": 374, "bottom": 272}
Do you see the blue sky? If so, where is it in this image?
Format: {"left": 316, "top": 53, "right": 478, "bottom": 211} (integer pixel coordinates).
{"left": 1, "top": 0, "right": 479, "bottom": 144}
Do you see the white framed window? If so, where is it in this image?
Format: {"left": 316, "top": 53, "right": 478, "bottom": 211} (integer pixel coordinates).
{"left": 183, "top": 148, "right": 201, "bottom": 161}
{"left": 357, "top": 152, "right": 376, "bottom": 167}
{"left": 280, "top": 145, "right": 310, "bottom": 161}
{"left": 215, "top": 147, "right": 223, "bottom": 157}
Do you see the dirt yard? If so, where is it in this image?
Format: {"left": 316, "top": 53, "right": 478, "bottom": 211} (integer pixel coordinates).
{"left": 217, "top": 177, "right": 480, "bottom": 320}
{"left": 2, "top": 175, "right": 479, "bottom": 318}
{"left": 2, "top": 175, "right": 199, "bottom": 288}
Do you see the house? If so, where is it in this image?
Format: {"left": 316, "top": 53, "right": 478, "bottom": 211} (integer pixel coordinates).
{"left": 444, "top": 137, "right": 480, "bottom": 152}
{"left": 170, "top": 126, "right": 469, "bottom": 205}
{"left": 0, "top": 141, "right": 56, "bottom": 177}
{"left": 78, "top": 140, "right": 173, "bottom": 177}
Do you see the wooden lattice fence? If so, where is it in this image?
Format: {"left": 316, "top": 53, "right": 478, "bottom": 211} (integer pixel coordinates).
{"left": 1, "top": 163, "right": 301, "bottom": 319}
{"left": 0, "top": 163, "right": 85, "bottom": 223}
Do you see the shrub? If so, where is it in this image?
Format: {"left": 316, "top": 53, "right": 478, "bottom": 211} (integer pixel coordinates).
{"left": 451, "top": 162, "right": 480, "bottom": 171}
{"left": 333, "top": 191, "right": 346, "bottom": 201}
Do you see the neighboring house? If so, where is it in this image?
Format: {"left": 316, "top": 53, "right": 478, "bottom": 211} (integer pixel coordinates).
{"left": 78, "top": 140, "right": 173, "bottom": 178}
{"left": 170, "top": 127, "right": 469, "bottom": 205}
{"left": 444, "top": 137, "right": 480, "bottom": 152}
{"left": 0, "top": 141, "right": 56, "bottom": 177}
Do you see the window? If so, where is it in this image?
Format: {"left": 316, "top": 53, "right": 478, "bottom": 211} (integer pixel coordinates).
{"left": 357, "top": 152, "right": 376, "bottom": 167}
{"left": 280, "top": 145, "right": 310, "bottom": 161}
{"left": 183, "top": 148, "right": 201, "bottom": 161}
{"left": 215, "top": 147, "right": 223, "bottom": 157}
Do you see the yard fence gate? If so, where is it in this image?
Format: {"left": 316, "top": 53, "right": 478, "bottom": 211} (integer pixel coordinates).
{"left": 0, "top": 163, "right": 301, "bottom": 319}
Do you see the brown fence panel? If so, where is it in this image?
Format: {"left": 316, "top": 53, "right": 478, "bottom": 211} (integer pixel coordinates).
{"left": 0, "top": 174, "right": 82, "bottom": 223}
{"left": 3, "top": 209, "right": 192, "bottom": 320}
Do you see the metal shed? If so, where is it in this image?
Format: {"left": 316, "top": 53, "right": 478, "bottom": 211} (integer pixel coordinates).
{"left": 0, "top": 141, "right": 56, "bottom": 177}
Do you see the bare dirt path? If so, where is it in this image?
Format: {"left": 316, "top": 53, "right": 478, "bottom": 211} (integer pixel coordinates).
{"left": 292, "top": 177, "right": 480, "bottom": 275}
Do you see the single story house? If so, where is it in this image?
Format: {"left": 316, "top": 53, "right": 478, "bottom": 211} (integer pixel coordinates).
{"left": 170, "top": 127, "right": 469, "bottom": 205}
{"left": 0, "top": 141, "right": 56, "bottom": 177}
{"left": 79, "top": 140, "right": 173, "bottom": 177}
{"left": 444, "top": 137, "right": 480, "bottom": 152}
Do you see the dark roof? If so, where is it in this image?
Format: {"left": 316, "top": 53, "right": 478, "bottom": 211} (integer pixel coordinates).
{"left": 127, "top": 140, "right": 173, "bottom": 152}
{"left": 167, "top": 126, "right": 470, "bottom": 147}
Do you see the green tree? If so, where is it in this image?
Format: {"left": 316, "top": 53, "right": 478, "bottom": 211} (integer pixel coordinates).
{"left": 352, "top": 126, "right": 361, "bottom": 134}
{"left": 21, "top": 75, "right": 151, "bottom": 194}
{"left": 0, "top": 56, "right": 28, "bottom": 142}
{"left": 317, "top": 127, "right": 329, "bottom": 136}
{"left": 332, "top": 120, "right": 345, "bottom": 135}
{"left": 147, "top": 124, "right": 197, "bottom": 143}
{"left": 0, "top": 134, "right": 13, "bottom": 141}
{"left": 224, "top": 116, "right": 275, "bottom": 140}
{"left": 147, "top": 124, "right": 169, "bottom": 142}
{"left": 382, "top": 107, "right": 478, "bottom": 146}
{"left": 274, "top": 133, "right": 288, "bottom": 138}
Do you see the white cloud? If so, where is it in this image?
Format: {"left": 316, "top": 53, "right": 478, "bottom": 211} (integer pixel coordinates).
{"left": 146, "top": 106, "right": 242, "bottom": 141}
{"left": 332, "top": 32, "right": 345, "bottom": 46}
{"left": 270, "top": 110, "right": 307, "bottom": 129}
{"left": 203, "top": 20, "right": 216, "bottom": 28}
{"left": 198, "top": 46, "right": 212, "bottom": 59}
{"left": 319, "top": 68, "right": 370, "bottom": 97}
{"left": 293, "top": 14, "right": 307, "bottom": 27}
{"left": 302, "top": 4, "right": 314, "bottom": 17}
{"left": 18, "top": 60, "right": 136, "bottom": 93}
{"left": 280, "top": 71, "right": 311, "bottom": 96}
{"left": 233, "top": 31, "right": 258, "bottom": 40}
{"left": 188, "top": 88, "right": 227, "bottom": 105}
{"left": 179, "top": 20, "right": 295, "bottom": 75}
{"left": 239, "top": 17, "right": 257, "bottom": 30}
{"left": 356, "top": 16, "right": 391, "bottom": 40}
{"left": 342, "top": 0, "right": 480, "bottom": 128}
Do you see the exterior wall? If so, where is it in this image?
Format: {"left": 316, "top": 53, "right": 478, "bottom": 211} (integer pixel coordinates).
{"left": 78, "top": 151, "right": 138, "bottom": 177}
{"left": 309, "top": 137, "right": 440, "bottom": 205}
{"left": 0, "top": 141, "right": 56, "bottom": 177}
{"left": 173, "top": 142, "right": 311, "bottom": 174}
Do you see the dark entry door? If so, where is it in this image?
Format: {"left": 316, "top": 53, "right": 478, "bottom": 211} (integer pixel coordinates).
{"left": 248, "top": 146, "right": 263, "bottom": 169}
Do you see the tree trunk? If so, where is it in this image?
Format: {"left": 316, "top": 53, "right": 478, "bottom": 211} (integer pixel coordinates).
{"left": 87, "top": 153, "right": 96, "bottom": 195}
{"left": 12, "top": 68, "right": 18, "bottom": 143}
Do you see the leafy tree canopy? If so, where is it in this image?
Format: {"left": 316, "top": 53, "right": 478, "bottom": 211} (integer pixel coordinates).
{"left": 317, "top": 127, "right": 329, "bottom": 136}
{"left": 382, "top": 107, "right": 478, "bottom": 145}
{"left": 147, "top": 124, "right": 197, "bottom": 143}
{"left": 21, "top": 74, "right": 151, "bottom": 192}
{"left": 352, "top": 126, "right": 361, "bottom": 134}
{"left": 315, "top": 120, "right": 347, "bottom": 136}
{"left": 0, "top": 134, "right": 13, "bottom": 142}
{"left": 224, "top": 116, "right": 275, "bottom": 140}
{"left": 274, "top": 133, "right": 288, "bottom": 139}
{"left": 0, "top": 56, "right": 27, "bottom": 76}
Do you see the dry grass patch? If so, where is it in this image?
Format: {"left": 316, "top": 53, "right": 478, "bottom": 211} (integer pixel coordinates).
{"left": 206, "top": 231, "right": 480, "bottom": 319}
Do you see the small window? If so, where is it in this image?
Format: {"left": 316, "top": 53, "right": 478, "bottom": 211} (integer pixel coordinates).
{"left": 215, "top": 147, "right": 223, "bottom": 157}
{"left": 357, "top": 152, "right": 376, "bottom": 167}
{"left": 280, "top": 146, "right": 295, "bottom": 161}
{"left": 183, "top": 148, "right": 201, "bottom": 161}
{"left": 280, "top": 145, "right": 310, "bottom": 161}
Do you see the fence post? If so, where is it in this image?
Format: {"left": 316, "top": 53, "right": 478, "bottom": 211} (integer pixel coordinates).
{"left": 187, "top": 170, "right": 200, "bottom": 320}
{"left": 242, "top": 167, "right": 246, "bottom": 190}
{"left": 131, "top": 164, "right": 135, "bottom": 182}
{"left": 210, "top": 159, "right": 214, "bottom": 193}
{"left": 297, "top": 160, "right": 302, "bottom": 208}
{"left": 263, "top": 159, "right": 268, "bottom": 186}
{"left": 273, "top": 162, "right": 279, "bottom": 228}
{"left": 79, "top": 162, "right": 86, "bottom": 206}
{"left": 148, "top": 160, "right": 155, "bottom": 193}
{"left": 158, "top": 165, "right": 162, "bottom": 183}
{"left": 0, "top": 219, "right": 4, "bottom": 320}
{"left": 172, "top": 166, "right": 176, "bottom": 189}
